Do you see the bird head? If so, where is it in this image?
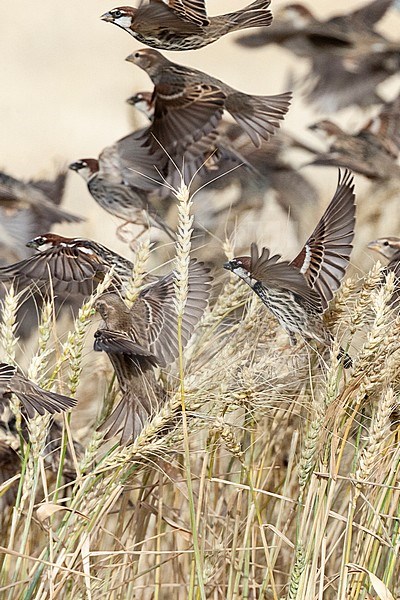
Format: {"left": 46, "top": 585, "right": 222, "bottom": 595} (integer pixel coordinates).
{"left": 126, "top": 91, "right": 154, "bottom": 120}
{"left": 95, "top": 293, "right": 129, "bottom": 321}
{"left": 69, "top": 159, "right": 99, "bottom": 182}
{"left": 224, "top": 256, "right": 254, "bottom": 286}
{"left": 26, "top": 233, "right": 71, "bottom": 251}
{"left": 100, "top": 6, "right": 137, "bottom": 29}
{"left": 367, "top": 237, "right": 400, "bottom": 260}
{"left": 126, "top": 49, "right": 166, "bottom": 74}
{"left": 275, "top": 4, "right": 314, "bottom": 27}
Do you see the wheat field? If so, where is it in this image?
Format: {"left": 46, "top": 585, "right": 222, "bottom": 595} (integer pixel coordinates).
{"left": 1, "top": 1, "right": 400, "bottom": 599}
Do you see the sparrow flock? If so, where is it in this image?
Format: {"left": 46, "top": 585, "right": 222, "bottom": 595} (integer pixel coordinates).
{"left": 1, "top": 0, "right": 400, "bottom": 448}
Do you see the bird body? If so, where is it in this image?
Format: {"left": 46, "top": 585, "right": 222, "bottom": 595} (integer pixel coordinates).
{"left": 102, "top": 0, "right": 273, "bottom": 51}
{"left": 94, "top": 260, "right": 212, "bottom": 442}
{"left": 224, "top": 170, "right": 356, "bottom": 365}
{"left": 69, "top": 158, "right": 174, "bottom": 239}
{"left": 127, "top": 49, "right": 291, "bottom": 149}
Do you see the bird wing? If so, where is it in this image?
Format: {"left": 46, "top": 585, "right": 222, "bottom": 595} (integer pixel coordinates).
{"left": 94, "top": 329, "right": 159, "bottom": 367}
{"left": 138, "top": 259, "right": 212, "bottom": 366}
{"left": 250, "top": 244, "right": 323, "bottom": 313}
{"left": 0, "top": 363, "right": 76, "bottom": 418}
{"left": 163, "top": 0, "right": 209, "bottom": 26}
{"left": 291, "top": 169, "right": 355, "bottom": 310}
{"left": 349, "top": 0, "right": 393, "bottom": 28}
{"left": 0, "top": 245, "right": 109, "bottom": 296}
{"left": 151, "top": 78, "right": 225, "bottom": 152}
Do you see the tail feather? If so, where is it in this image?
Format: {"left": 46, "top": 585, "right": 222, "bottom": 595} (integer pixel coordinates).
{"left": 226, "top": 92, "right": 292, "bottom": 147}
{"left": 226, "top": 0, "right": 273, "bottom": 30}
{"left": 98, "top": 382, "right": 162, "bottom": 444}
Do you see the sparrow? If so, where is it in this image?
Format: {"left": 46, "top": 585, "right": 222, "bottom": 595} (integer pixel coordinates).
{"left": 0, "top": 233, "right": 134, "bottom": 297}
{"left": 69, "top": 157, "right": 175, "bottom": 240}
{"left": 126, "top": 90, "right": 257, "bottom": 192}
{"left": 126, "top": 49, "right": 292, "bottom": 149}
{"left": 101, "top": 0, "right": 273, "bottom": 51}
{"left": 0, "top": 362, "right": 77, "bottom": 418}
{"left": 224, "top": 169, "right": 356, "bottom": 366}
{"left": 367, "top": 236, "right": 400, "bottom": 306}
{"left": 0, "top": 170, "right": 82, "bottom": 263}
{"left": 236, "top": 0, "right": 398, "bottom": 112}
{"left": 308, "top": 94, "right": 400, "bottom": 179}
{"left": 94, "top": 259, "right": 213, "bottom": 442}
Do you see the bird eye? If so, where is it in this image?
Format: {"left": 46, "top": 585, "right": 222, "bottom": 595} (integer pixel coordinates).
{"left": 134, "top": 52, "right": 140, "bottom": 58}
{"left": 113, "top": 9, "right": 123, "bottom": 18}
{"left": 384, "top": 241, "right": 389, "bottom": 246}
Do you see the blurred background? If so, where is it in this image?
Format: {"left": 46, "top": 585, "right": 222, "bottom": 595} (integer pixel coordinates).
{"left": 1, "top": 0, "right": 400, "bottom": 264}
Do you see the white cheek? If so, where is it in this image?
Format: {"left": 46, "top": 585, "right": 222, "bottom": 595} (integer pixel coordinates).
{"left": 37, "top": 242, "right": 54, "bottom": 252}
{"left": 115, "top": 16, "right": 133, "bottom": 28}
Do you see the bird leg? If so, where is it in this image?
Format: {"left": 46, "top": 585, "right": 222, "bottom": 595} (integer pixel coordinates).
{"left": 116, "top": 221, "right": 134, "bottom": 243}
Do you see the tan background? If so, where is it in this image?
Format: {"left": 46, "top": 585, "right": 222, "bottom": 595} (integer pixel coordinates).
{"left": 1, "top": 0, "right": 399, "bottom": 261}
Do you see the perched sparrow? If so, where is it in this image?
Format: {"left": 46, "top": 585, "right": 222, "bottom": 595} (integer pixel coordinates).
{"left": 224, "top": 170, "right": 356, "bottom": 366}
{"left": 94, "top": 259, "right": 212, "bottom": 442}
{"left": 368, "top": 236, "right": 400, "bottom": 306}
{"left": 101, "top": 0, "right": 272, "bottom": 51}
{"left": 126, "top": 49, "right": 292, "bottom": 149}
{"left": 69, "top": 157, "right": 174, "bottom": 240}
{"left": 0, "top": 233, "right": 134, "bottom": 297}
{"left": 309, "top": 95, "right": 400, "bottom": 179}
{"left": 0, "top": 363, "right": 76, "bottom": 418}
{"left": 236, "top": 0, "right": 398, "bottom": 112}
{"left": 0, "top": 170, "right": 82, "bottom": 262}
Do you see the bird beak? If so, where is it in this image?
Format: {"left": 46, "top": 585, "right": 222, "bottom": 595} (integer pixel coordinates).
{"left": 367, "top": 241, "right": 380, "bottom": 252}
{"left": 308, "top": 123, "right": 318, "bottom": 131}
{"left": 68, "top": 162, "right": 79, "bottom": 172}
{"left": 125, "top": 53, "right": 136, "bottom": 64}
{"left": 26, "top": 239, "right": 38, "bottom": 249}
{"left": 223, "top": 261, "right": 233, "bottom": 272}
{"left": 100, "top": 11, "right": 114, "bottom": 22}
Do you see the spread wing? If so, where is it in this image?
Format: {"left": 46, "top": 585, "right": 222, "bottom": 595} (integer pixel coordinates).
{"left": 138, "top": 259, "right": 212, "bottom": 366}
{"left": 290, "top": 169, "right": 355, "bottom": 309}
{"left": 250, "top": 244, "right": 323, "bottom": 313}
{"left": 0, "top": 362, "right": 76, "bottom": 418}
{"left": 0, "top": 246, "right": 109, "bottom": 297}
{"left": 151, "top": 78, "right": 225, "bottom": 152}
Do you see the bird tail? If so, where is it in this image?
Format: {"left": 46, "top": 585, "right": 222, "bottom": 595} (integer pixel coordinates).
{"left": 226, "top": 92, "right": 292, "bottom": 147}
{"left": 98, "top": 385, "right": 161, "bottom": 444}
{"left": 225, "top": 0, "right": 273, "bottom": 31}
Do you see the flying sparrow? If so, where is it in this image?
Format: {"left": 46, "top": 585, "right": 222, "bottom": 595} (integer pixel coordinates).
{"left": 101, "top": 0, "right": 272, "bottom": 51}
{"left": 0, "top": 170, "right": 82, "bottom": 262}
{"left": 69, "top": 157, "right": 174, "bottom": 240}
{"left": 94, "top": 259, "right": 212, "bottom": 442}
{"left": 236, "top": 0, "right": 398, "bottom": 112}
{"left": 224, "top": 169, "right": 356, "bottom": 366}
{"left": 0, "top": 362, "right": 76, "bottom": 418}
{"left": 126, "top": 48, "right": 291, "bottom": 149}
{"left": 368, "top": 236, "right": 400, "bottom": 306}
{"left": 0, "top": 233, "right": 134, "bottom": 297}
{"left": 308, "top": 94, "right": 400, "bottom": 179}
